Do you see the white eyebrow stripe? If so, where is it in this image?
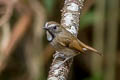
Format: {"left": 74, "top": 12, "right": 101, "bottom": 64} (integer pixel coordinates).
{"left": 45, "top": 22, "right": 48, "bottom": 28}
{"left": 48, "top": 24, "right": 56, "bottom": 28}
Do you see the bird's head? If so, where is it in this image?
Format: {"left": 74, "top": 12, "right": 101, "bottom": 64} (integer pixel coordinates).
{"left": 43, "top": 21, "right": 62, "bottom": 41}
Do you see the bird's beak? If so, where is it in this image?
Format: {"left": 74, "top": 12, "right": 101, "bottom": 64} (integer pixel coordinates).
{"left": 43, "top": 27, "right": 48, "bottom": 30}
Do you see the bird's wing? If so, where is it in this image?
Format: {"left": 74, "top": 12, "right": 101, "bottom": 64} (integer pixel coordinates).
{"left": 69, "top": 39, "right": 102, "bottom": 56}
{"left": 69, "top": 39, "right": 83, "bottom": 52}
{"left": 58, "top": 41, "right": 66, "bottom": 46}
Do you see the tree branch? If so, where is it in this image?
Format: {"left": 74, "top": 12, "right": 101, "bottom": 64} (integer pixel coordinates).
{"left": 47, "top": 0, "right": 85, "bottom": 80}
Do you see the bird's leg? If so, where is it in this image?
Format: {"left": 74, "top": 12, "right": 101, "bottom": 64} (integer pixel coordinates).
{"left": 53, "top": 51, "right": 73, "bottom": 68}
{"left": 53, "top": 51, "right": 65, "bottom": 62}
{"left": 57, "top": 56, "right": 73, "bottom": 67}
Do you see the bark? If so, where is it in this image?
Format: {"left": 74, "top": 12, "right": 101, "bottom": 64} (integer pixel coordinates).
{"left": 47, "top": 0, "right": 85, "bottom": 80}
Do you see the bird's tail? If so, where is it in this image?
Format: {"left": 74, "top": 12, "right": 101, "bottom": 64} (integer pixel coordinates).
{"left": 79, "top": 40, "right": 103, "bottom": 56}
{"left": 85, "top": 46, "right": 103, "bottom": 56}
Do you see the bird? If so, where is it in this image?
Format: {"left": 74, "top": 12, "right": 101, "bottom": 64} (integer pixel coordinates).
{"left": 43, "top": 21, "right": 102, "bottom": 63}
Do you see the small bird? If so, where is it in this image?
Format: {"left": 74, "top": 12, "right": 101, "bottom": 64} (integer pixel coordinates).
{"left": 44, "top": 21, "right": 102, "bottom": 62}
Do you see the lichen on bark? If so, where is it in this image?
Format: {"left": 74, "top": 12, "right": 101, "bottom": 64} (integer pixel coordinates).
{"left": 47, "top": 0, "right": 84, "bottom": 80}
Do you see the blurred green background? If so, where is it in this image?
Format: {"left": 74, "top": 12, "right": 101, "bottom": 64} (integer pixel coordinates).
{"left": 0, "top": 0, "right": 120, "bottom": 80}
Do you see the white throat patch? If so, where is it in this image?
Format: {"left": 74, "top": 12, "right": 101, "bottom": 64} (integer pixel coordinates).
{"left": 46, "top": 31, "right": 53, "bottom": 41}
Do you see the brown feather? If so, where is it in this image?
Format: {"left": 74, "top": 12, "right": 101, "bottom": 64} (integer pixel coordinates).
{"left": 45, "top": 21, "right": 102, "bottom": 56}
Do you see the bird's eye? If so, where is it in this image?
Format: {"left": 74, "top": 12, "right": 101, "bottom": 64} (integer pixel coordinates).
{"left": 53, "top": 26, "right": 57, "bottom": 29}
